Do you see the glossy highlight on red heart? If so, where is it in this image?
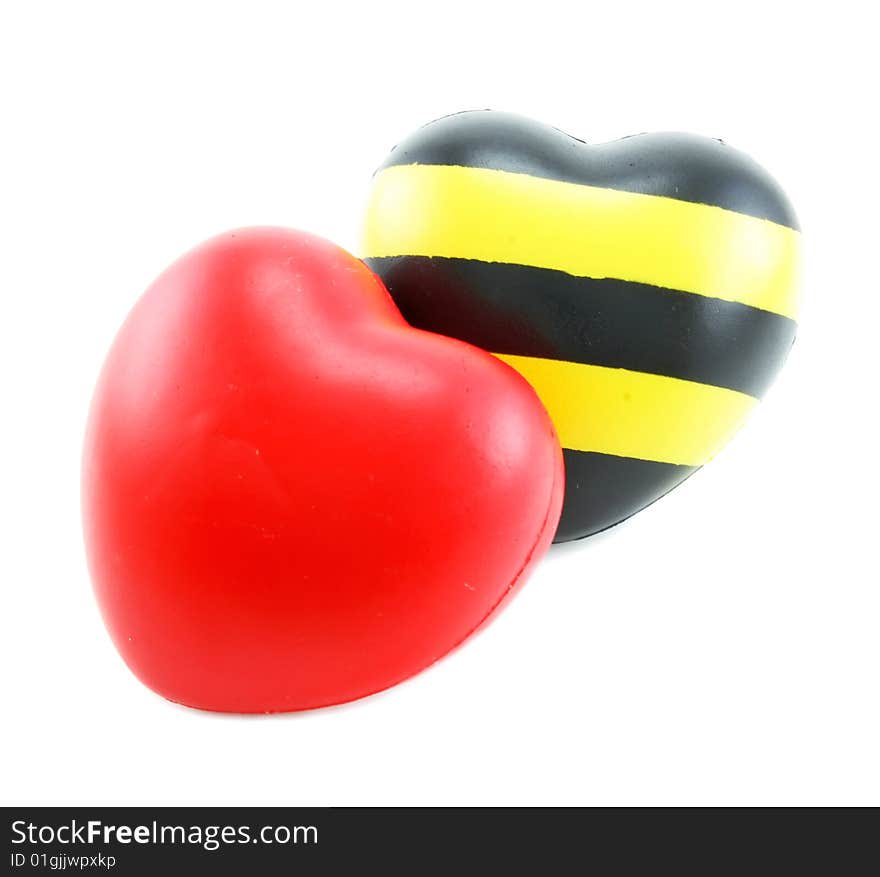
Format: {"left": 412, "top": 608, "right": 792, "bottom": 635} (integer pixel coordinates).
{"left": 82, "top": 228, "right": 563, "bottom": 712}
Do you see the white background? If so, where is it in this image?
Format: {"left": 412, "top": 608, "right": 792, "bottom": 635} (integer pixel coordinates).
{"left": 2, "top": 1, "right": 877, "bottom": 806}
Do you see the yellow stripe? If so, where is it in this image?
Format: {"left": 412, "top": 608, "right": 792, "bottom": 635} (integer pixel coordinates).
{"left": 493, "top": 354, "right": 757, "bottom": 466}
{"left": 363, "top": 164, "right": 800, "bottom": 320}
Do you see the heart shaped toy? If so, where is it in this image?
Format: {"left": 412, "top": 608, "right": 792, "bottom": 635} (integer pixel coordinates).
{"left": 82, "top": 228, "right": 563, "bottom": 712}
{"left": 362, "top": 111, "right": 801, "bottom": 541}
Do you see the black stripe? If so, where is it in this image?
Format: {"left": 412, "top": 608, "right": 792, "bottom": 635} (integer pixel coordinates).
{"left": 379, "top": 111, "right": 799, "bottom": 229}
{"left": 367, "top": 256, "right": 796, "bottom": 398}
{"left": 555, "top": 450, "right": 698, "bottom": 542}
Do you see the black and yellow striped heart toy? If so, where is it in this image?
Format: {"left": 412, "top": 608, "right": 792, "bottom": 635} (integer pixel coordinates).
{"left": 362, "top": 111, "right": 800, "bottom": 542}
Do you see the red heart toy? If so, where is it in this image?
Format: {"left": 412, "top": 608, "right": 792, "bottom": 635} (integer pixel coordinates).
{"left": 82, "top": 228, "right": 563, "bottom": 712}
